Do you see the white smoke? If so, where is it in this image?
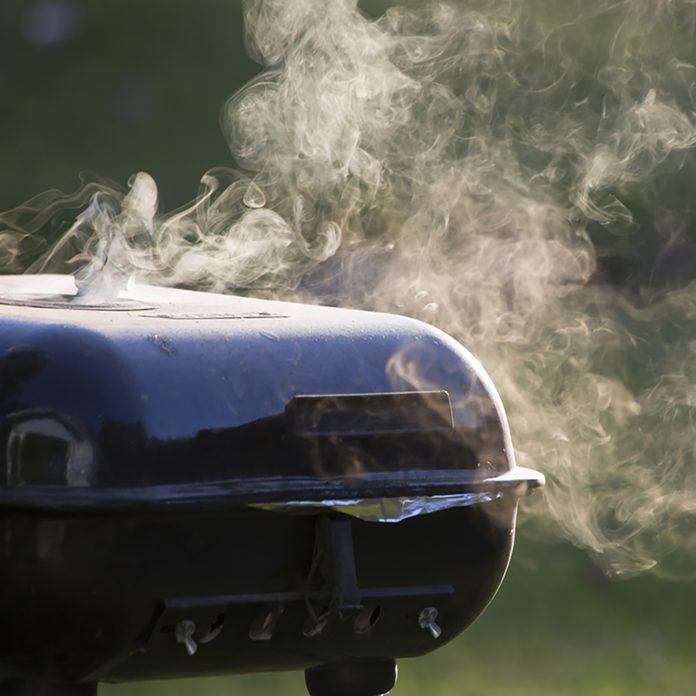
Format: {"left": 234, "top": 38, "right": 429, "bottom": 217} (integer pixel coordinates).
{"left": 2, "top": 0, "right": 696, "bottom": 577}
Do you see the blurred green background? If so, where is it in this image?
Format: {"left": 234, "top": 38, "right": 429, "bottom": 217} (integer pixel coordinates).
{"left": 1, "top": 1, "right": 695, "bottom": 694}
{"left": 0, "top": 1, "right": 258, "bottom": 212}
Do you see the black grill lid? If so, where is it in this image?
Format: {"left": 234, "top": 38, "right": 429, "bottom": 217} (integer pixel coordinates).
{"left": 0, "top": 274, "right": 543, "bottom": 513}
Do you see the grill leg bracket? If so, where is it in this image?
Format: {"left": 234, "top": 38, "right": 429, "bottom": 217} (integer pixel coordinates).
{"left": 303, "top": 516, "right": 363, "bottom": 635}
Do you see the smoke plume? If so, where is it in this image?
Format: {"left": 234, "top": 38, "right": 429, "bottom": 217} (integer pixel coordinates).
{"left": 2, "top": 0, "right": 696, "bottom": 577}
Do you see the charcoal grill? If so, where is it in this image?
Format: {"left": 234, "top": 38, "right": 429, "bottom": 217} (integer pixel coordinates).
{"left": 0, "top": 274, "right": 543, "bottom": 696}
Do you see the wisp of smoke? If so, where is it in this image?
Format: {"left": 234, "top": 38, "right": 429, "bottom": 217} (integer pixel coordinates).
{"left": 2, "top": 0, "right": 696, "bottom": 578}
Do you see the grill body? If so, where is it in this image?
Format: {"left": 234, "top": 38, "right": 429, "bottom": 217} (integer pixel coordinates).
{"left": 0, "top": 276, "right": 542, "bottom": 692}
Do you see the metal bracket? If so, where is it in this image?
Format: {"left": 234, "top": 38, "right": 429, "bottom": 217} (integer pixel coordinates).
{"left": 303, "top": 516, "right": 363, "bottom": 636}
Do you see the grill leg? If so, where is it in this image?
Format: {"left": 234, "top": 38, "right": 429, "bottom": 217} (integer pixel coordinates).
{"left": 0, "top": 681, "right": 97, "bottom": 696}
{"left": 304, "top": 658, "right": 397, "bottom": 696}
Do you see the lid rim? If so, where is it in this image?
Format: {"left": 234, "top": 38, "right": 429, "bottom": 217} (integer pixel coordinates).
{"left": 0, "top": 466, "right": 544, "bottom": 513}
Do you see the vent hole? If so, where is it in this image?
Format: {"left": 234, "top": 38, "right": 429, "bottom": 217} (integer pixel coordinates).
{"left": 354, "top": 605, "right": 381, "bottom": 635}
{"left": 199, "top": 613, "right": 225, "bottom": 644}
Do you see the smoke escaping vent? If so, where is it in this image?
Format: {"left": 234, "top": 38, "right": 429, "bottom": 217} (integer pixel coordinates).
{"left": 4, "top": 0, "right": 694, "bottom": 582}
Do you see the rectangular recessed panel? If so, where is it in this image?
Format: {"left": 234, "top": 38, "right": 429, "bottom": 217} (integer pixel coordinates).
{"left": 287, "top": 391, "right": 453, "bottom": 436}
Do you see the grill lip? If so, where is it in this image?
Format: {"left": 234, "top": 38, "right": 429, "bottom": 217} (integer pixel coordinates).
{"left": 0, "top": 466, "right": 544, "bottom": 513}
